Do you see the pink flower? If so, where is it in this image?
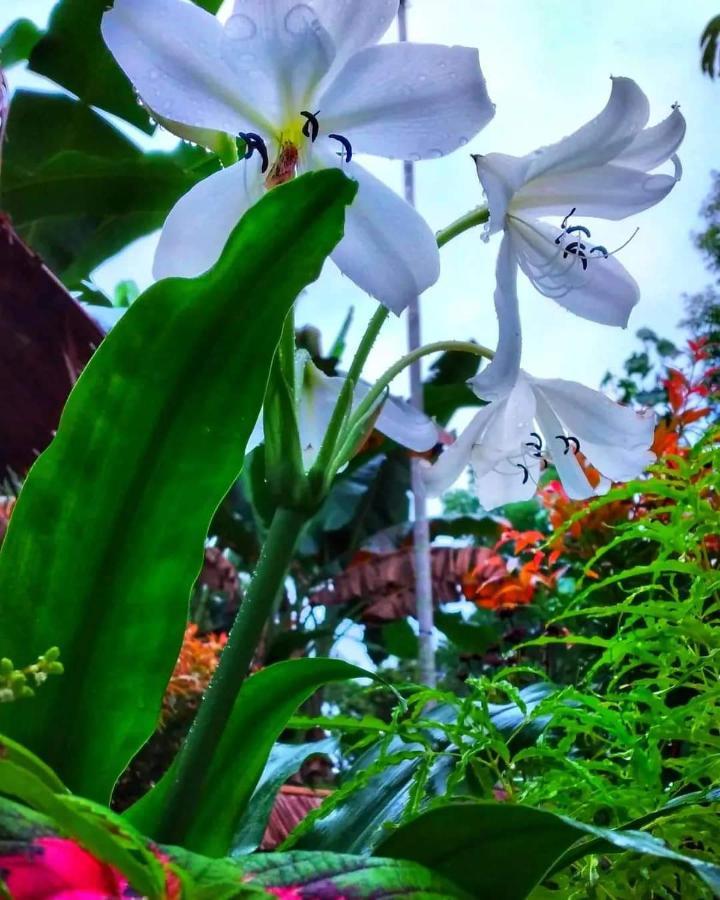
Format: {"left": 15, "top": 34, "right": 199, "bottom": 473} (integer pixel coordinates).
{"left": 0, "top": 836, "right": 125, "bottom": 898}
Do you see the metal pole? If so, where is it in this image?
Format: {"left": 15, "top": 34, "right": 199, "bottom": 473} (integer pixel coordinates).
{"left": 398, "top": 0, "right": 436, "bottom": 688}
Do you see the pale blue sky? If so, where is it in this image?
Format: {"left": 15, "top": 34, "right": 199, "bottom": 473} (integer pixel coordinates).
{"left": 3, "top": 0, "right": 719, "bottom": 400}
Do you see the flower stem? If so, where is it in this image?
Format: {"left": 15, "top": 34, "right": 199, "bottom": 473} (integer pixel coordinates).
{"left": 345, "top": 305, "right": 390, "bottom": 387}
{"left": 331, "top": 340, "right": 494, "bottom": 471}
{"left": 436, "top": 206, "right": 489, "bottom": 248}
{"left": 154, "top": 506, "right": 307, "bottom": 844}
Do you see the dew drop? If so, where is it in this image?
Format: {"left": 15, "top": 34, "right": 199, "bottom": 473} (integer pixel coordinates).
{"left": 225, "top": 13, "right": 257, "bottom": 40}
{"left": 148, "top": 67, "right": 160, "bottom": 81}
{"left": 429, "top": 148, "right": 443, "bottom": 159}
{"left": 458, "top": 136, "right": 468, "bottom": 147}
{"left": 409, "top": 152, "right": 421, "bottom": 162}
{"left": 418, "top": 73, "right": 428, "bottom": 82}
{"left": 284, "top": 3, "right": 316, "bottom": 35}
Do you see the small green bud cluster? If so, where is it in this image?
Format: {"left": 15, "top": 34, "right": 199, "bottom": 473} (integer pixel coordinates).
{"left": 0, "top": 647, "right": 63, "bottom": 703}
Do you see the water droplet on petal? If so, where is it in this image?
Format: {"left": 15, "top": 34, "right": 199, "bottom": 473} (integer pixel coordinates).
{"left": 458, "top": 137, "right": 468, "bottom": 147}
{"left": 418, "top": 73, "right": 428, "bottom": 82}
{"left": 226, "top": 14, "right": 257, "bottom": 40}
{"left": 284, "top": 4, "right": 316, "bottom": 35}
{"left": 149, "top": 67, "right": 160, "bottom": 81}
{"left": 429, "top": 148, "right": 443, "bottom": 159}
{"left": 409, "top": 152, "right": 421, "bottom": 162}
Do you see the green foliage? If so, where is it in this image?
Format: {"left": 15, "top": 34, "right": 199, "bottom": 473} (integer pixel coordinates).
{"left": 0, "top": 20, "right": 42, "bottom": 68}
{"left": 0, "top": 170, "right": 355, "bottom": 802}
{"left": 128, "top": 659, "right": 369, "bottom": 856}
{"left": 1, "top": 91, "right": 219, "bottom": 284}
{"left": 701, "top": 15, "right": 720, "bottom": 78}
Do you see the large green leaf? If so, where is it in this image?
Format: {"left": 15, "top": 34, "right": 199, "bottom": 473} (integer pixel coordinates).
{"left": 375, "top": 802, "right": 720, "bottom": 899}
{"left": 422, "top": 347, "right": 485, "bottom": 426}
{"left": 1, "top": 91, "right": 218, "bottom": 283}
{"left": 128, "top": 659, "right": 368, "bottom": 856}
{"left": 0, "top": 169, "right": 356, "bottom": 802}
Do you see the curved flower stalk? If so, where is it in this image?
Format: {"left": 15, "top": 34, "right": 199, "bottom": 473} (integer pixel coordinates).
{"left": 102, "top": 0, "right": 495, "bottom": 313}
{"left": 422, "top": 240, "right": 655, "bottom": 510}
{"left": 474, "top": 76, "right": 685, "bottom": 328}
{"left": 248, "top": 350, "right": 439, "bottom": 468}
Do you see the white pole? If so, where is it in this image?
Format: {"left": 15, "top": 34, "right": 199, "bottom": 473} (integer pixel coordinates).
{"left": 398, "top": 0, "right": 437, "bottom": 688}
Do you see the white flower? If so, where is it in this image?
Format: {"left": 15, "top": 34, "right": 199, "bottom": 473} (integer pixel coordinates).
{"left": 474, "top": 76, "right": 685, "bottom": 328}
{"left": 248, "top": 351, "right": 439, "bottom": 469}
{"left": 422, "top": 369, "right": 656, "bottom": 511}
{"left": 102, "top": 0, "right": 495, "bottom": 313}
{"left": 421, "top": 238, "right": 655, "bottom": 510}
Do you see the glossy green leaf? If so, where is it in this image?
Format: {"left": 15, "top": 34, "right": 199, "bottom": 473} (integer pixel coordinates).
{"left": 1, "top": 91, "right": 219, "bottom": 283}
{"left": 0, "top": 20, "right": 43, "bottom": 68}
{"left": 435, "top": 611, "right": 498, "bottom": 655}
{"left": 375, "top": 803, "right": 586, "bottom": 899}
{"left": 238, "top": 851, "right": 472, "bottom": 899}
{"left": 0, "top": 169, "right": 356, "bottom": 802}
{"left": 422, "top": 347, "right": 484, "bottom": 426}
{"left": 232, "top": 737, "right": 338, "bottom": 855}
{"left": 128, "top": 659, "right": 369, "bottom": 856}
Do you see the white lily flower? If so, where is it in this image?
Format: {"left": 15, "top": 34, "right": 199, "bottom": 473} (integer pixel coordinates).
{"left": 248, "top": 351, "right": 439, "bottom": 469}
{"left": 102, "top": 0, "right": 494, "bottom": 313}
{"left": 474, "top": 76, "right": 685, "bottom": 327}
{"left": 422, "top": 238, "right": 655, "bottom": 510}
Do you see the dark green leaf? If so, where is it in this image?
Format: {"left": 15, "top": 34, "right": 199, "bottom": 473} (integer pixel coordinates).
{"left": 232, "top": 738, "right": 338, "bottom": 855}
{"left": 0, "top": 20, "right": 43, "bottom": 68}
{"left": 2, "top": 92, "right": 219, "bottom": 283}
{"left": 434, "top": 611, "right": 497, "bottom": 655}
{"left": 382, "top": 619, "right": 420, "bottom": 659}
{"left": 127, "top": 659, "right": 369, "bottom": 856}
{"left": 423, "top": 347, "right": 484, "bottom": 426}
{"left": 375, "top": 803, "right": 586, "bottom": 899}
{"left": 0, "top": 170, "right": 356, "bottom": 802}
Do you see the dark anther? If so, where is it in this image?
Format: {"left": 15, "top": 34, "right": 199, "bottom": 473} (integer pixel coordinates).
{"left": 239, "top": 132, "right": 269, "bottom": 173}
{"left": 561, "top": 208, "right": 577, "bottom": 229}
{"left": 329, "top": 133, "right": 353, "bottom": 163}
{"left": 556, "top": 435, "right": 581, "bottom": 456}
{"left": 562, "top": 241, "right": 589, "bottom": 270}
{"left": 566, "top": 225, "right": 592, "bottom": 238}
{"left": 516, "top": 463, "right": 530, "bottom": 485}
{"left": 590, "top": 245, "right": 609, "bottom": 259}
{"left": 525, "top": 431, "right": 543, "bottom": 457}
{"left": 301, "top": 110, "right": 320, "bottom": 143}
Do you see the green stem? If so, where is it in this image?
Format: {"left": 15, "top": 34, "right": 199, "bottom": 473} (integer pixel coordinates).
{"left": 436, "top": 206, "right": 489, "bottom": 248}
{"left": 345, "top": 305, "right": 390, "bottom": 387}
{"left": 330, "top": 340, "right": 493, "bottom": 472}
{"left": 155, "top": 506, "right": 307, "bottom": 844}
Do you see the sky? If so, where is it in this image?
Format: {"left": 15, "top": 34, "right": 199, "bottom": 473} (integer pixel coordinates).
{"left": 2, "top": 0, "right": 719, "bottom": 401}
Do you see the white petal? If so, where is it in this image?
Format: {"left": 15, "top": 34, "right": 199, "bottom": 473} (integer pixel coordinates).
{"left": 531, "top": 377, "right": 656, "bottom": 482}
{"left": 225, "top": 1, "right": 335, "bottom": 122}
{"left": 474, "top": 153, "right": 531, "bottom": 238}
{"left": 297, "top": 357, "right": 344, "bottom": 469}
{"left": 470, "top": 375, "right": 537, "bottom": 477}
{"left": 470, "top": 234, "right": 522, "bottom": 402}
{"left": 319, "top": 43, "right": 494, "bottom": 161}
{"left": 310, "top": 0, "right": 398, "bottom": 70}
{"left": 154, "top": 161, "right": 265, "bottom": 280}
{"left": 373, "top": 394, "right": 439, "bottom": 452}
{"left": 474, "top": 462, "right": 538, "bottom": 511}
{"left": 320, "top": 154, "right": 440, "bottom": 314}
{"left": 524, "top": 77, "right": 650, "bottom": 181}
{"left": 245, "top": 411, "right": 265, "bottom": 456}
{"left": 615, "top": 106, "right": 686, "bottom": 172}
{"left": 421, "top": 405, "right": 495, "bottom": 497}
{"left": 509, "top": 216, "right": 639, "bottom": 327}
{"left": 102, "top": 0, "right": 274, "bottom": 136}
{"left": 513, "top": 163, "right": 679, "bottom": 221}
{"left": 534, "top": 393, "right": 595, "bottom": 500}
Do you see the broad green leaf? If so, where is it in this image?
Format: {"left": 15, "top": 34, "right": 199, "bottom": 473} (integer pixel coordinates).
{"left": 238, "top": 851, "right": 472, "bottom": 899}
{"left": 423, "top": 347, "right": 484, "bottom": 426}
{"left": 375, "top": 802, "right": 720, "bottom": 899}
{"left": 0, "top": 170, "right": 357, "bottom": 802}
{"left": 128, "top": 659, "right": 369, "bottom": 856}
{"left": 0, "top": 20, "right": 43, "bottom": 68}
{"left": 1, "top": 91, "right": 218, "bottom": 283}
{"left": 0, "top": 734, "right": 68, "bottom": 796}
{"left": 382, "top": 620, "right": 420, "bottom": 659}
{"left": 375, "top": 803, "right": 588, "bottom": 899}
{"left": 232, "top": 738, "right": 338, "bottom": 855}
{"left": 0, "top": 763, "right": 165, "bottom": 898}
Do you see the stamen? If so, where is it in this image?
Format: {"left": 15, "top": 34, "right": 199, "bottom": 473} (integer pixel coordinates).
{"left": 300, "top": 110, "right": 320, "bottom": 143}
{"left": 525, "top": 431, "right": 543, "bottom": 457}
{"left": 556, "top": 435, "right": 581, "bottom": 456}
{"left": 565, "top": 225, "right": 592, "bottom": 239}
{"left": 561, "top": 208, "right": 576, "bottom": 229}
{"left": 516, "top": 463, "right": 531, "bottom": 485}
{"left": 329, "top": 133, "right": 353, "bottom": 163}
{"left": 239, "top": 132, "right": 269, "bottom": 173}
